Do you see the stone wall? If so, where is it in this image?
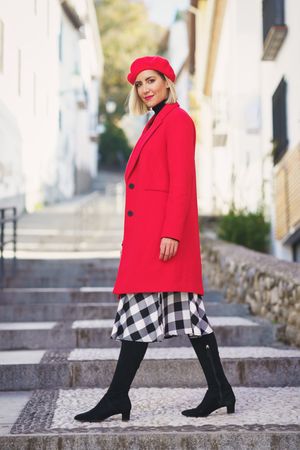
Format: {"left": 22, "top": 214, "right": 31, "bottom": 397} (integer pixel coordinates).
{"left": 201, "top": 236, "right": 300, "bottom": 348}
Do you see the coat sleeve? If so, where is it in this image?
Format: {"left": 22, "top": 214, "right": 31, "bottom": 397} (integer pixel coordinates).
{"left": 160, "top": 111, "right": 196, "bottom": 242}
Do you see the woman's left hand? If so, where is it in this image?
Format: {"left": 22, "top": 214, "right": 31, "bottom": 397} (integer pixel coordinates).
{"left": 159, "top": 237, "right": 179, "bottom": 261}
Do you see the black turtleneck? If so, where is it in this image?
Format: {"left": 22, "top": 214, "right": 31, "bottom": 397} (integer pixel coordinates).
{"left": 152, "top": 98, "right": 167, "bottom": 115}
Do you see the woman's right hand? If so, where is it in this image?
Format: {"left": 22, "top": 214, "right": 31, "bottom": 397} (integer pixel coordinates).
{"left": 159, "top": 237, "right": 179, "bottom": 261}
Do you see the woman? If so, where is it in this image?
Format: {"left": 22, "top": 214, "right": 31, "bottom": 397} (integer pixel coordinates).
{"left": 74, "top": 55, "right": 236, "bottom": 423}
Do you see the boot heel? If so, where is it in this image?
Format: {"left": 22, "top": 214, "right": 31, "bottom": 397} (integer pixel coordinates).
{"left": 226, "top": 402, "right": 235, "bottom": 414}
{"left": 122, "top": 410, "right": 131, "bottom": 421}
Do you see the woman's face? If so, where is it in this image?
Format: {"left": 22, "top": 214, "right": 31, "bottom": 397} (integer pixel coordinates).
{"left": 134, "top": 70, "right": 169, "bottom": 108}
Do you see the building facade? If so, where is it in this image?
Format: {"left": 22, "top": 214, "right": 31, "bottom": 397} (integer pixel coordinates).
{"left": 260, "top": 0, "right": 300, "bottom": 261}
{"left": 0, "top": 0, "right": 103, "bottom": 212}
{"left": 190, "top": 0, "right": 300, "bottom": 262}
{"left": 192, "top": 0, "right": 266, "bottom": 217}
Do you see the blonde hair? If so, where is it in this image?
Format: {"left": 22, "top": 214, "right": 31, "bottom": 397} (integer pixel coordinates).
{"left": 125, "top": 72, "right": 177, "bottom": 116}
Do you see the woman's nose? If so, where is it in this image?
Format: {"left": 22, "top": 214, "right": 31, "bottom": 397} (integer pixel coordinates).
{"left": 142, "top": 85, "right": 150, "bottom": 94}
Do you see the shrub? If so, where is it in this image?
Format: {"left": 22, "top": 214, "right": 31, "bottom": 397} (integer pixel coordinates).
{"left": 217, "top": 207, "right": 271, "bottom": 253}
{"left": 99, "top": 119, "right": 131, "bottom": 169}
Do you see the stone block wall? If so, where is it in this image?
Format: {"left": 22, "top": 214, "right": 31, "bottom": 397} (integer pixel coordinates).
{"left": 201, "top": 237, "right": 300, "bottom": 348}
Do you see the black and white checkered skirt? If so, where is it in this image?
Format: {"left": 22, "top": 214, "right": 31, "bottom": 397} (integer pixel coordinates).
{"left": 110, "top": 292, "right": 214, "bottom": 343}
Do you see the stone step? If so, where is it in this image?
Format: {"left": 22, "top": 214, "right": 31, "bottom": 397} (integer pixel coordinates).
{"left": 0, "top": 288, "right": 117, "bottom": 304}
{"left": 2, "top": 264, "right": 212, "bottom": 290}
{"left": 3, "top": 275, "right": 118, "bottom": 288}
{"left": 5, "top": 230, "right": 123, "bottom": 243}
{"left": 1, "top": 259, "right": 120, "bottom": 288}
{"left": 3, "top": 279, "right": 117, "bottom": 288}
{"left": 17, "top": 214, "right": 123, "bottom": 228}
{"left": 0, "top": 317, "right": 277, "bottom": 350}
{"left": 0, "top": 287, "right": 224, "bottom": 304}
{"left": 0, "top": 301, "right": 249, "bottom": 321}
{"left": 1, "top": 346, "right": 299, "bottom": 391}
{"left": 6, "top": 241, "right": 123, "bottom": 252}
{"left": 2, "top": 266, "right": 215, "bottom": 291}
{"left": 1, "top": 387, "right": 299, "bottom": 449}
{"left": 1, "top": 258, "right": 120, "bottom": 272}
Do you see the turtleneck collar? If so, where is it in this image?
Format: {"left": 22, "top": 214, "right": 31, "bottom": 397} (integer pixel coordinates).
{"left": 152, "top": 97, "right": 167, "bottom": 115}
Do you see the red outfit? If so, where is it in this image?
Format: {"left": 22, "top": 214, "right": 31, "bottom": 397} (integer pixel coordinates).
{"left": 127, "top": 55, "right": 176, "bottom": 85}
{"left": 112, "top": 101, "right": 204, "bottom": 298}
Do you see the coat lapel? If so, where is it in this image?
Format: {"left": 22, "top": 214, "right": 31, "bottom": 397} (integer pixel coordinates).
{"left": 125, "top": 102, "right": 179, "bottom": 182}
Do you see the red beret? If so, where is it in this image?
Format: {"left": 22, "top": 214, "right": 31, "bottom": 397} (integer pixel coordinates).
{"left": 127, "top": 55, "right": 176, "bottom": 85}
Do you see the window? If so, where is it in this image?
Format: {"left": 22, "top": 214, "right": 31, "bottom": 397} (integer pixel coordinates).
{"left": 17, "top": 49, "right": 22, "bottom": 96}
{"left": 59, "top": 110, "right": 62, "bottom": 130}
{"left": 0, "top": 19, "right": 4, "bottom": 73}
{"left": 58, "top": 21, "right": 63, "bottom": 62}
{"left": 263, "top": 0, "right": 285, "bottom": 41}
{"left": 46, "top": 0, "right": 50, "bottom": 36}
{"left": 262, "top": 0, "right": 287, "bottom": 60}
{"left": 33, "top": 72, "right": 36, "bottom": 115}
{"left": 292, "top": 240, "right": 300, "bottom": 263}
{"left": 272, "top": 78, "right": 288, "bottom": 165}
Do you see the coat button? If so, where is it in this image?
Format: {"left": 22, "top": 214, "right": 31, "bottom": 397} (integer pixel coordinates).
{"left": 129, "top": 183, "right": 135, "bottom": 189}
{"left": 127, "top": 210, "right": 134, "bottom": 216}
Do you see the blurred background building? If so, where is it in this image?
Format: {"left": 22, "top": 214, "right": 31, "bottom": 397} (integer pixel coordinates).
{"left": 0, "top": 0, "right": 299, "bottom": 262}
{"left": 260, "top": 0, "right": 300, "bottom": 262}
{"left": 189, "top": 0, "right": 300, "bottom": 262}
{"left": 0, "top": 0, "right": 103, "bottom": 212}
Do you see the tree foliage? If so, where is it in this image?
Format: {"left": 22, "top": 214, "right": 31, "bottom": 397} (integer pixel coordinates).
{"left": 95, "top": 0, "right": 165, "bottom": 119}
{"left": 99, "top": 117, "right": 131, "bottom": 169}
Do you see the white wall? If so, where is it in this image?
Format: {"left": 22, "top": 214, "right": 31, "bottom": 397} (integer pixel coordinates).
{"left": 0, "top": 0, "right": 60, "bottom": 211}
{"left": 167, "top": 17, "right": 189, "bottom": 110}
{"left": 196, "top": 0, "right": 266, "bottom": 216}
{"left": 0, "top": 0, "right": 102, "bottom": 211}
{"left": 261, "top": 0, "right": 300, "bottom": 260}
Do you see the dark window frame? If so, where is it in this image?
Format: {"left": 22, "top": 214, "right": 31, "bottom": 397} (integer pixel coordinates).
{"left": 263, "top": 0, "right": 285, "bottom": 41}
{"left": 292, "top": 240, "right": 300, "bottom": 263}
{"left": 0, "top": 19, "right": 4, "bottom": 73}
{"left": 272, "top": 77, "right": 288, "bottom": 165}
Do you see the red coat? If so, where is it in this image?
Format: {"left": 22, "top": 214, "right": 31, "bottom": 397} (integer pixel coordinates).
{"left": 112, "top": 101, "right": 204, "bottom": 299}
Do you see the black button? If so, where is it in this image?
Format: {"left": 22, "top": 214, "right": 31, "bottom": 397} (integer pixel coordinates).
{"left": 129, "top": 183, "right": 135, "bottom": 189}
{"left": 127, "top": 210, "right": 134, "bottom": 216}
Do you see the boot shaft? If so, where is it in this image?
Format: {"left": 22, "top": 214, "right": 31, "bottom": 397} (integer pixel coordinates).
{"left": 189, "top": 333, "right": 232, "bottom": 392}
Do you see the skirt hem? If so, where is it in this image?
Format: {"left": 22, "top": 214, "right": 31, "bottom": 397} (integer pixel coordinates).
{"left": 110, "top": 328, "right": 214, "bottom": 343}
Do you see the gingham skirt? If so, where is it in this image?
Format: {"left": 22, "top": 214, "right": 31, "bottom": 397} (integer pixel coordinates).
{"left": 110, "top": 292, "right": 214, "bottom": 343}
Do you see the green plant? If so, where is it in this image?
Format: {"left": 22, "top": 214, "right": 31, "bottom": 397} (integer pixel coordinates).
{"left": 99, "top": 118, "right": 131, "bottom": 168}
{"left": 217, "top": 207, "right": 271, "bottom": 253}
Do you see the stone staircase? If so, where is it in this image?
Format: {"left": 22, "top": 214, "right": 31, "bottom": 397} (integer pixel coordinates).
{"left": 0, "top": 177, "right": 300, "bottom": 449}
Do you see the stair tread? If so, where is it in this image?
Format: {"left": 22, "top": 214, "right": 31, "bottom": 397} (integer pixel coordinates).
{"left": 2, "top": 387, "right": 299, "bottom": 436}
{"left": 1, "top": 346, "right": 300, "bottom": 365}
{"left": 0, "top": 316, "right": 265, "bottom": 331}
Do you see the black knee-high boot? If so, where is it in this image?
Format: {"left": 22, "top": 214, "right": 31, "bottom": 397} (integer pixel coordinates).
{"left": 74, "top": 339, "right": 148, "bottom": 422}
{"left": 182, "top": 332, "right": 236, "bottom": 417}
